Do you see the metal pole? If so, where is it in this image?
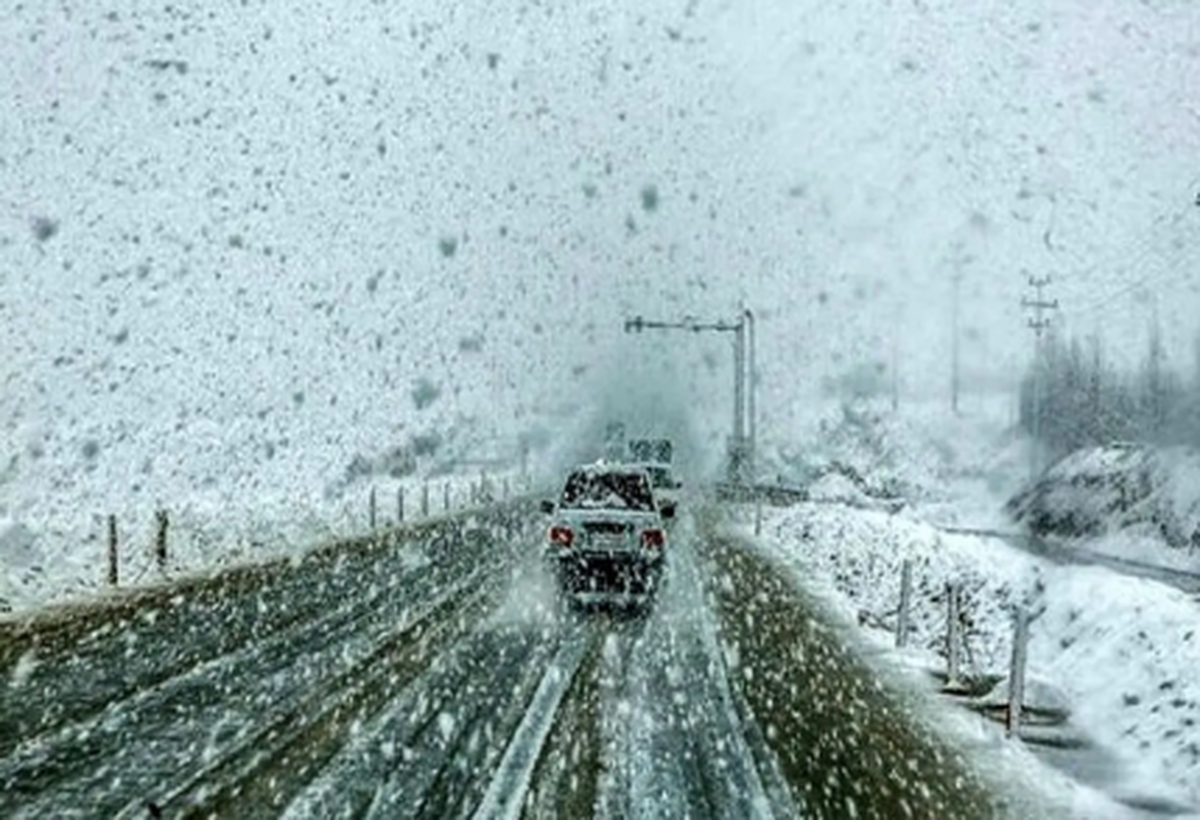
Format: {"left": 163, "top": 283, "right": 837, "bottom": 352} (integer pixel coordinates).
{"left": 952, "top": 273, "right": 961, "bottom": 414}
{"left": 1023, "top": 275, "right": 1057, "bottom": 477}
{"left": 107, "top": 514, "right": 119, "bottom": 586}
{"left": 745, "top": 307, "right": 756, "bottom": 482}
{"left": 1031, "top": 356, "right": 1041, "bottom": 478}
{"left": 896, "top": 560, "right": 912, "bottom": 648}
{"left": 623, "top": 310, "right": 750, "bottom": 483}
{"left": 154, "top": 510, "right": 169, "bottom": 573}
{"left": 891, "top": 304, "right": 900, "bottom": 412}
{"left": 733, "top": 315, "right": 745, "bottom": 483}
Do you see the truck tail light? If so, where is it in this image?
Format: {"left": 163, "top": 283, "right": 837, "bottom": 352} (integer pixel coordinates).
{"left": 640, "top": 528, "right": 665, "bottom": 549}
{"left": 548, "top": 525, "right": 574, "bottom": 547}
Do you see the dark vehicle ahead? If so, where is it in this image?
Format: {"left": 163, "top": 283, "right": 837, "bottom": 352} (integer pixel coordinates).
{"left": 540, "top": 463, "right": 674, "bottom": 605}
{"left": 628, "top": 437, "right": 673, "bottom": 465}
{"left": 625, "top": 460, "right": 682, "bottom": 513}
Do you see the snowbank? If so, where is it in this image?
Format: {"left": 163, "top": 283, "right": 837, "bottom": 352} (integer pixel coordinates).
{"left": 749, "top": 502, "right": 1200, "bottom": 812}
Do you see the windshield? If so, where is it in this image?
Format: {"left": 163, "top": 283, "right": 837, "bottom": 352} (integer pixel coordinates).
{"left": 2, "top": 2, "right": 1196, "bottom": 817}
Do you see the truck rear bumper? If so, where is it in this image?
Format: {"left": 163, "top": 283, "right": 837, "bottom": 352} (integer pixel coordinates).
{"left": 548, "top": 551, "right": 663, "bottom": 595}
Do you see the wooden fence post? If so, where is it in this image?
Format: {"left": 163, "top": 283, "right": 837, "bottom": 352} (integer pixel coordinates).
{"left": 1007, "top": 607, "right": 1030, "bottom": 738}
{"left": 945, "top": 581, "right": 963, "bottom": 691}
{"left": 443, "top": 482, "right": 451, "bottom": 512}
{"left": 896, "top": 560, "right": 912, "bottom": 648}
{"left": 422, "top": 482, "right": 430, "bottom": 518}
{"left": 154, "top": 509, "right": 169, "bottom": 572}
{"left": 107, "top": 514, "right": 119, "bottom": 586}
{"left": 369, "top": 486, "right": 377, "bottom": 531}
{"left": 397, "top": 486, "right": 405, "bottom": 523}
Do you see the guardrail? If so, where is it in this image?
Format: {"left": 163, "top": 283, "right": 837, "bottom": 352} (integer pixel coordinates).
{"left": 713, "top": 482, "right": 810, "bottom": 505}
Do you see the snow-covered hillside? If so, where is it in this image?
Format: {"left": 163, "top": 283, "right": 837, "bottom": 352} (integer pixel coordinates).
{"left": 1008, "top": 443, "right": 1200, "bottom": 562}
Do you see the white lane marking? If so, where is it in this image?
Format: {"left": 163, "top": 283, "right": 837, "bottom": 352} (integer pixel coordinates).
{"left": 471, "top": 628, "right": 591, "bottom": 820}
{"left": 670, "top": 538, "right": 784, "bottom": 818}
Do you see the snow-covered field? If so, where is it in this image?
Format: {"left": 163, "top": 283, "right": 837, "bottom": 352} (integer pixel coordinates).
{"left": 759, "top": 392, "right": 1028, "bottom": 528}
{"left": 0, "top": 470, "right": 524, "bottom": 614}
{"left": 745, "top": 398, "right": 1200, "bottom": 815}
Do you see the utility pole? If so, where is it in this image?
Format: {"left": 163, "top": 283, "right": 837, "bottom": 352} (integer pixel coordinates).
{"left": 951, "top": 272, "right": 962, "bottom": 414}
{"left": 1021, "top": 275, "right": 1058, "bottom": 476}
{"left": 1147, "top": 294, "right": 1164, "bottom": 436}
{"left": 624, "top": 309, "right": 756, "bottom": 484}
{"left": 733, "top": 315, "right": 746, "bottom": 470}
{"left": 890, "top": 301, "right": 902, "bottom": 412}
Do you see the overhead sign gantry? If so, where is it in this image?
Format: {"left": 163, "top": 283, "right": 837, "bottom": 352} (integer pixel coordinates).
{"left": 623, "top": 308, "right": 756, "bottom": 485}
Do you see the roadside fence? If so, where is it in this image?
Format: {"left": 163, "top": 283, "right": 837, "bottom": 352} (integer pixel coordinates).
{"left": 890, "top": 558, "right": 1036, "bottom": 738}
{"left": 99, "top": 471, "right": 535, "bottom": 591}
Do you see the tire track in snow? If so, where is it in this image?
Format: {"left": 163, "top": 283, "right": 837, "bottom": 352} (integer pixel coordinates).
{"left": 0, "top": 517, "right": 479, "bottom": 759}
{"left": 280, "top": 573, "right": 573, "bottom": 820}
{"left": 3, "top": 545, "right": 490, "bottom": 818}
{"left": 679, "top": 541, "right": 799, "bottom": 819}
{"left": 136, "top": 567, "right": 501, "bottom": 819}
{"left": 471, "top": 623, "right": 592, "bottom": 820}
{"left": 596, "top": 515, "right": 788, "bottom": 819}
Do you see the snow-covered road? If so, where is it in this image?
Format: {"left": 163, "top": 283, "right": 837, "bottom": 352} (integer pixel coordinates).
{"left": 2, "top": 504, "right": 1063, "bottom": 818}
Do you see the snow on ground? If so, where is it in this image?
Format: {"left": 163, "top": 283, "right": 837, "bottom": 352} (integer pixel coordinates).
{"left": 1081, "top": 532, "right": 1200, "bottom": 575}
{"left": 747, "top": 504, "right": 1200, "bottom": 812}
{"left": 747, "top": 397, "right": 1200, "bottom": 814}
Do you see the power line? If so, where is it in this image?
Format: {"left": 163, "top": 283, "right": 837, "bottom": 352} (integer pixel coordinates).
{"left": 954, "top": 10, "right": 1200, "bottom": 322}
{"left": 1056, "top": 175, "right": 1200, "bottom": 321}
{"left": 1063, "top": 211, "right": 1197, "bottom": 322}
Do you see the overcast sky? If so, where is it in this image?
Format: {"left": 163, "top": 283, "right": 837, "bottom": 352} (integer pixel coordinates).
{"left": 2, "top": 0, "right": 1198, "bottom": 504}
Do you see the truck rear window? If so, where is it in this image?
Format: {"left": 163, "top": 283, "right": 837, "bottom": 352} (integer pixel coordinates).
{"left": 560, "top": 471, "right": 654, "bottom": 511}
